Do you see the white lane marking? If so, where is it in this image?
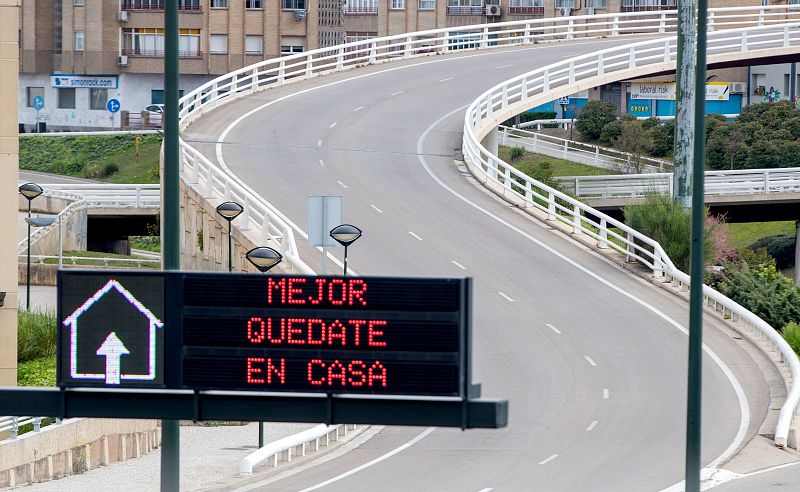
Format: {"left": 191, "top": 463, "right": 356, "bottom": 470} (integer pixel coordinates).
{"left": 330, "top": 122, "right": 337, "bottom": 128}
{"left": 439, "top": 77, "right": 454, "bottom": 82}
{"left": 478, "top": 489, "right": 493, "bottom": 492}
{"left": 498, "top": 291, "right": 514, "bottom": 302}
{"left": 318, "top": 159, "right": 325, "bottom": 167}
{"left": 317, "top": 139, "right": 322, "bottom": 147}
{"left": 337, "top": 180, "right": 348, "bottom": 189}
{"left": 370, "top": 204, "right": 383, "bottom": 213}
{"left": 496, "top": 63, "right": 514, "bottom": 69}
{"left": 408, "top": 231, "right": 423, "bottom": 241}
{"left": 298, "top": 427, "right": 437, "bottom": 492}
{"left": 538, "top": 454, "right": 558, "bottom": 465}
{"left": 390, "top": 90, "right": 405, "bottom": 96}
{"left": 586, "top": 420, "right": 598, "bottom": 431}
{"left": 603, "top": 388, "right": 609, "bottom": 399}
{"left": 584, "top": 355, "right": 597, "bottom": 367}
{"left": 546, "top": 323, "right": 561, "bottom": 334}
{"left": 353, "top": 105, "right": 365, "bottom": 112}
{"left": 416, "top": 106, "right": 750, "bottom": 480}
{"left": 451, "top": 260, "right": 467, "bottom": 270}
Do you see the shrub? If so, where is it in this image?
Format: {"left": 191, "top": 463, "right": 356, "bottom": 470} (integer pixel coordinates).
{"left": 18, "top": 310, "right": 56, "bottom": 363}
{"left": 640, "top": 117, "right": 661, "bottom": 130}
{"left": 103, "top": 162, "right": 119, "bottom": 176}
{"left": 718, "top": 262, "right": 800, "bottom": 330}
{"left": 783, "top": 322, "right": 800, "bottom": 356}
{"left": 750, "top": 234, "right": 796, "bottom": 270}
{"left": 624, "top": 193, "right": 714, "bottom": 272}
{"left": 599, "top": 120, "right": 624, "bottom": 146}
{"left": 613, "top": 120, "right": 652, "bottom": 173}
{"left": 648, "top": 121, "right": 674, "bottom": 157}
{"left": 575, "top": 101, "right": 617, "bottom": 140}
{"left": 509, "top": 146, "right": 525, "bottom": 160}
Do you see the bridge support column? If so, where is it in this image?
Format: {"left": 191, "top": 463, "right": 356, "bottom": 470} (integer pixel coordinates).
{"left": 481, "top": 127, "right": 499, "bottom": 158}
{"left": 795, "top": 220, "right": 799, "bottom": 286}
{"left": 0, "top": 0, "right": 19, "bottom": 386}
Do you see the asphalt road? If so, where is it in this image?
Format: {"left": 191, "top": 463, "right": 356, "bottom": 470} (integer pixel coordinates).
{"left": 184, "top": 39, "right": 775, "bottom": 491}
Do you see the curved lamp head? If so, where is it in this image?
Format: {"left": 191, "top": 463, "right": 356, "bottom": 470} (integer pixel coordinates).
{"left": 216, "top": 201, "right": 244, "bottom": 221}
{"left": 25, "top": 217, "right": 56, "bottom": 228}
{"left": 19, "top": 183, "right": 44, "bottom": 201}
{"left": 329, "top": 224, "right": 362, "bottom": 247}
{"left": 246, "top": 246, "right": 283, "bottom": 273}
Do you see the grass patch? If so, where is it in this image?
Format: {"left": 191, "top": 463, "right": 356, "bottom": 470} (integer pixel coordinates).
{"left": 131, "top": 236, "right": 160, "bottom": 252}
{"left": 20, "top": 134, "right": 161, "bottom": 184}
{"left": 498, "top": 145, "right": 614, "bottom": 177}
{"left": 18, "top": 356, "right": 56, "bottom": 387}
{"left": 727, "top": 221, "right": 796, "bottom": 250}
{"left": 18, "top": 310, "right": 56, "bottom": 363}
{"left": 45, "top": 250, "right": 159, "bottom": 269}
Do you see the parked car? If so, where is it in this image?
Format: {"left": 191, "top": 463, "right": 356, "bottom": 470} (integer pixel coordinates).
{"left": 144, "top": 104, "right": 164, "bottom": 114}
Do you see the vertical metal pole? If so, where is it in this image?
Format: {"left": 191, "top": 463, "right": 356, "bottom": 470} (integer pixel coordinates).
{"left": 685, "top": 0, "right": 708, "bottom": 490}
{"left": 26, "top": 200, "right": 31, "bottom": 310}
{"left": 322, "top": 245, "right": 328, "bottom": 275}
{"left": 58, "top": 214, "right": 62, "bottom": 270}
{"left": 343, "top": 245, "right": 348, "bottom": 276}
{"left": 673, "top": 0, "right": 696, "bottom": 208}
{"left": 162, "top": 0, "right": 181, "bottom": 487}
{"left": 794, "top": 220, "right": 799, "bottom": 286}
{"left": 258, "top": 423, "right": 264, "bottom": 448}
{"left": 791, "top": 63, "right": 797, "bottom": 102}
{"left": 228, "top": 221, "right": 233, "bottom": 272}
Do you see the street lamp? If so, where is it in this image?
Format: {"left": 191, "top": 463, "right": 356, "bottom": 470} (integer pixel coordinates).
{"left": 245, "top": 246, "right": 283, "bottom": 273}
{"left": 329, "top": 224, "right": 362, "bottom": 276}
{"left": 216, "top": 201, "right": 243, "bottom": 272}
{"left": 19, "top": 183, "right": 44, "bottom": 310}
{"left": 244, "top": 245, "right": 283, "bottom": 449}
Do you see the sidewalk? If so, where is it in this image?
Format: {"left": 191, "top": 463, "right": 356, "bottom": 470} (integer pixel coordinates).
{"left": 17, "top": 285, "right": 57, "bottom": 313}
{"left": 21, "top": 421, "right": 316, "bottom": 491}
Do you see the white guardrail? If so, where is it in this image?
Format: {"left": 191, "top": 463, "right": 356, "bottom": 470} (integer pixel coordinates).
{"left": 462, "top": 23, "right": 800, "bottom": 448}
{"left": 0, "top": 416, "right": 59, "bottom": 440}
{"left": 18, "top": 255, "right": 160, "bottom": 268}
{"left": 557, "top": 167, "right": 800, "bottom": 199}
{"left": 172, "top": 2, "right": 800, "bottom": 462}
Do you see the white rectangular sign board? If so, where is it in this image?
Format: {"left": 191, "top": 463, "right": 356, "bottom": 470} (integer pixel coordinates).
{"left": 50, "top": 74, "right": 119, "bottom": 89}
{"left": 308, "top": 196, "right": 342, "bottom": 247}
{"left": 630, "top": 82, "right": 730, "bottom": 101}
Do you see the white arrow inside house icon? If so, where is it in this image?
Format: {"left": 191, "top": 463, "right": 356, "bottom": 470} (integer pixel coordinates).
{"left": 96, "top": 332, "right": 130, "bottom": 385}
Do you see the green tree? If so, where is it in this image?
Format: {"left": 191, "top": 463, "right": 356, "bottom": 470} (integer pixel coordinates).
{"left": 575, "top": 101, "right": 617, "bottom": 140}
{"left": 613, "top": 120, "right": 652, "bottom": 173}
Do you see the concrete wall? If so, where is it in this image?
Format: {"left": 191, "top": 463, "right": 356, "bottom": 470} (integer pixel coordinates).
{"left": 0, "top": 419, "right": 159, "bottom": 488}
{"left": 0, "top": 0, "right": 21, "bottom": 387}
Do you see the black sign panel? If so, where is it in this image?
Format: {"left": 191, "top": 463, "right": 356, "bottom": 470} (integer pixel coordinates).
{"left": 57, "top": 271, "right": 470, "bottom": 398}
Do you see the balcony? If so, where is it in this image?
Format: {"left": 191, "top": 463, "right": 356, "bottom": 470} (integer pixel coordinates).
{"left": 344, "top": 5, "right": 378, "bottom": 14}
{"left": 121, "top": 1, "right": 201, "bottom": 11}
{"left": 620, "top": 0, "right": 675, "bottom": 11}
{"left": 508, "top": 6, "right": 543, "bottom": 14}
{"left": 122, "top": 48, "right": 203, "bottom": 58}
{"left": 446, "top": 5, "right": 484, "bottom": 14}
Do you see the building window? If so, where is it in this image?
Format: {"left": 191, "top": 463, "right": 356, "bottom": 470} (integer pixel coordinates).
{"left": 245, "top": 35, "right": 263, "bottom": 54}
{"left": 620, "top": 0, "right": 675, "bottom": 10}
{"left": 344, "top": 0, "right": 378, "bottom": 14}
{"left": 281, "top": 45, "right": 304, "bottom": 55}
{"left": 122, "top": 28, "right": 201, "bottom": 57}
{"left": 555, "top": 0, "right": 573, "bottom": 7}
{"left": 210, "top": 34, "right": 228, "bottom": 54}
{"left": 89, "top": 89, "right": 108, "bottom": 110}
{"left": 211, "top": 0, "right": 228, "bottom": 7}
{"left": 74, "top": 0, "right": 84, "bottom": 5}
{"left": 74, "top": 32, "right": 85, "bottom": 51}
{"left": 447, "top": 0, "right": 483, "bottom": 15}
{"left": 122, "top": 0, "right": 200, "bottom": 10}
{"left": 391, "top": 0, "right": 404, "bottom": 8}
{"left": 282, "top": 0, "right": 305, "bottom": 9}
{"left": 150, "top": 89, "right": 184, "bottom": 104}
{"left": 509, "top": 0, "right": 543, "bottom": 13}
{"left": 58, "top": 88, "right": 76, "bottom": 109}
{"left": 246, "top": 0, "right": 262, "bottom": 8}
{"left": 585, "top": 0, "right": 606, "bottom": 6}
{"left": 418, "top": 0, "right": 434, "bottom": 9}
{"left": 26, "top": 87, "right": 44, "bottom": 107}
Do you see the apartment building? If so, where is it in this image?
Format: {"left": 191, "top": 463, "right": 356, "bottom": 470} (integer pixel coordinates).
{"left": 18, "top": 0, "right": 771, "bottom": 130}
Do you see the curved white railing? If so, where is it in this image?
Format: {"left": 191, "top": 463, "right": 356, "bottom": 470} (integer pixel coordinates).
{"left": 463, "top": 23, "right": 800, "bottom": 448}
{"left": 557, "top": 167, "right": 800, "bottom": 199}
{"left": 176, "top": 5, "right": 800, "bottom": 278}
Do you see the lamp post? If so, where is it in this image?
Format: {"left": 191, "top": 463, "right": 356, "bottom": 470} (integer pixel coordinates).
{"left": 216, "top": 201, "right": 243, "bottom": 272}
{"left": 329, "top": 224, "right": 362, "bottom": 276}
{"left": 245, "top": 246, "right": 283, "bottom": 448}
{"left": 19, "top": 183, "right": 44, "bottom": 310}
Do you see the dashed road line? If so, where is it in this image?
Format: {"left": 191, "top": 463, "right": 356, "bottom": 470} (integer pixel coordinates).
{"left": 408, "top": 231, "right": 423, "bottom": 241}
{"left": 337, "top": 180, "right": 348, "bottom": 189}
{"left": 478, "top": 489, "right": 493, "bottom": 492}
{"left": 546, "top": 323, "right": 561, "bottom": 334}
{"left": 438, "top": 77, "right": 454, "bottom": 82}
{"left": 603, "top": 388, "right": 609, "bottom": 399}
{"left": 318, "top": 159, "right": 325, "bottom": 167}
{"left": 390, "top": 90, "right": 405, "bottom": 96}
{"left": 586, "top": 420, "right": 598, "bottom": 431}
{"left": 584, "top": 355, "right": 597, "bottom": 367}
{"left": 496, "top": 64, "right": 514, "bottom": 69}
{"left": 498, "top": 292, "right": 514, "bottom": 302}
{"left": 317, "top": 139, "right": 322, "bottom": 147}
{"left": 330, "top": 122, "right": 337, "bottom": 128}
{"left": 538, "top": 454, "right": 558, "bottom": 465}
{"left": 370, "top": 204, "right": 383, "bottom": 213}
{"left": 353, "top": 105, "right": 365, "bottom": 112}
{"left": 450, "top": 260, "right": 466, "bottom": 270}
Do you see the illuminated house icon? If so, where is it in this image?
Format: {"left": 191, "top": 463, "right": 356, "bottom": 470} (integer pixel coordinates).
{"left": 63, "top": 279, "right": 163, "bottom": 382}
